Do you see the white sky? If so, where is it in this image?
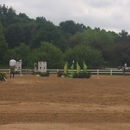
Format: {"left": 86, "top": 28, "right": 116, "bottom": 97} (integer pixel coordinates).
{"left": 1, "top": 0, "right": 130, "bottom": 33}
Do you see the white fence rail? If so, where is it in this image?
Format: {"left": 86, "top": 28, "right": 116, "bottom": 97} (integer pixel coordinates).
{"left": 0, "top": 68, "right": 128, "bottom": 75}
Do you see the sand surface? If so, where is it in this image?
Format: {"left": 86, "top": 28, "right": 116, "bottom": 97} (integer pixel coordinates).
{"left": 0, "top": 74, "right": 130, "bottom": 129}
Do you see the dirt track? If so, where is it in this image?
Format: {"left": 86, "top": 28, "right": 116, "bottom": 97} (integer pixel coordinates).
{"left": 0, "top": 74, "right": 130, "bottom": 130}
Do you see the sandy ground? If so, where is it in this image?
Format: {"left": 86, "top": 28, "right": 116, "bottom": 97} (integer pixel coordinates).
{"left": 0, "top": 74, "right": 130, "bottom": 130}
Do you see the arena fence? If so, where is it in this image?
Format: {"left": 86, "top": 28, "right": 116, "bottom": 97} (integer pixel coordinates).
{"left": 0, "top": 68, "right": 129, "bottom": 75}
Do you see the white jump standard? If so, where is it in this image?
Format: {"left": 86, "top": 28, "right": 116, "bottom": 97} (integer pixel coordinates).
{"left": 38, "top": 61, "right": 47, "bottom": 72}
{"left": 15, "top": 60, "right": 22, "bottom": 75}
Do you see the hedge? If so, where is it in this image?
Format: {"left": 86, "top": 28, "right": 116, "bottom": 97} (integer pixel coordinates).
{"left": 0, "top": 73, "right": 7, "bottom": 81}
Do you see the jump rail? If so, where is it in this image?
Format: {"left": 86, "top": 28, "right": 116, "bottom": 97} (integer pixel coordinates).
{"left": 0, "top": 68, "right": 129, "bottom": 75}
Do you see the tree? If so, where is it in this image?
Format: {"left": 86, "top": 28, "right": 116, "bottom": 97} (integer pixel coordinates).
{"left": 4, "top": 43, "right": 31, "bottom": 67}
{"left": 27, "top": 42, "right": 64, "bottom": 68}
{"left": 68, "top": 29, "right": 115, "bottom": 64}
{"left": 118, "top": 30, "right": 130, "bottom": 43}
{"left": 5, "top": 23, "right": 33, "bottom": 48}
{"left": 64, "top": 45, "right": 103, "bottom": 68}
{"left": 110, "top": 43, "right": 130, "bottom": 66}
{"left": 59, "top": 20, "right": 86, "bottom": 35}
{"left": 31, "top": 17, "right": 68, "bottom": 52}
{"left": 59, "top": 20, "right": 78, "bottom": 35}
{"left": 0, "top": 4, "right": 16, "bottom": 27}
{"left": 0, "top": 24, "right": 8, "bottom": 63}
{"left": 5, "top": 24, "right": 23, "bottom": 48}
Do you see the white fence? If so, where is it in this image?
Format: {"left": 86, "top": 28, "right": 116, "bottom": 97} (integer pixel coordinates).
{"left": 0, "top": 68, "right": 129, "bottom": 75}
{"left": 49, "top": 68, "right": 130, "bottom": 75}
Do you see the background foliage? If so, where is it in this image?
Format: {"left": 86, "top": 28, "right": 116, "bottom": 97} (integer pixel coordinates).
{"left": 0, "top": 4, "right": 130, "bottom": 69}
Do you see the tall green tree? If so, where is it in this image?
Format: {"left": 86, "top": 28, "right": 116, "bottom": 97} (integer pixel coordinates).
{"left": 59, "top": 20, "right": 86, "bottom": 35}
{"left": 110, "top": 43, "right": 130, "bottom": 66}
{"left": 5, "top": 23, "right": 33, "bottom": 48}
{"left": 4, "top": 43, "right": 31, "bottom": 67}
{"left": 27, "top": 41, "right": 64, "bottom": 68}
{"left": 31, "top": 17, "right": 68, "bottom": 52}
{"left": 0, "top": 4, "right": 16, "bottom": 27}
{"left": 64, "top": 45, "right": 103, "bottom": 68}
{"left": 5, "top": 24, "right": 23, "bottom": 48}
{"left": 0, "top": 23, "right": 8, "bottom": 63}
{"left": 68, "top": 29, "right": 115, "bottom": 64}
{"left": 118, "top": 29, "right": 130, "bottom": 43}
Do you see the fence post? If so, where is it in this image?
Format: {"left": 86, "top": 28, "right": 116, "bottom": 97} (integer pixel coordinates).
{"left": 97, "top": 69, "right": 99, "bottom": 75}
{"left": 110, "top": 69, "right": 112, "bottom": 75}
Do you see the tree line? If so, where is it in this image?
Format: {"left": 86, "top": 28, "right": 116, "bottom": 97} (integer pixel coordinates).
{"left": 0, "top": 4, "right": 130, "bottom": 69}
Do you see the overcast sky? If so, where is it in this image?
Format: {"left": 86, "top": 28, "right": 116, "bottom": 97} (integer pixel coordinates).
{"left": 1, "top": 0, "right": 130, "bottom": 33}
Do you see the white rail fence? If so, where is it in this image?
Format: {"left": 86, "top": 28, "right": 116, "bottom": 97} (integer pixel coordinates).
{"left": 0, "top": 68, "right": 129, "bottom": 75}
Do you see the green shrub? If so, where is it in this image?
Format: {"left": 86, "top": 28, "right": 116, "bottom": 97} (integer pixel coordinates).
{"left": 32, "top": 71, "right": 50, "bottom": 77}
{"left": 73, "top": 72, "right": 91, "bottom": 78}
{"left": 86, "top": 72, "right": 91, "bottom": 78}
{"left": 39, "top": 71, "right": 50, "bottom": 77}
{"left": 73, "top": 73, "right": 78, "bottom": 78}
{"left": 0, "top": 73, "right": 7, "bottom": 81}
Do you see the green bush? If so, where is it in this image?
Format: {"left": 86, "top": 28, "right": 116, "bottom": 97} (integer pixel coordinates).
{"left": 0, "top": 73, "right": 7, "bottom": 81}
{"left": 73, "top": 72, "right": 91, "bottom": 78}
{"left": 73, "top": 73, "right": 78, "bottom": 78}
{"left": 39, "top": 71, "right": 50, "bottom": 77}
{"left": 32, "top": 71, "right": 50, "bottom": 76}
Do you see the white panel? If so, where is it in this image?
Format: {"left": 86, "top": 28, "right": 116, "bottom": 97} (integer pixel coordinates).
{"left": 38, "top": 61, "right": 47, "bottom": 72}
{"left": 15, "top": 61, "right": 22, "bottom": 71}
